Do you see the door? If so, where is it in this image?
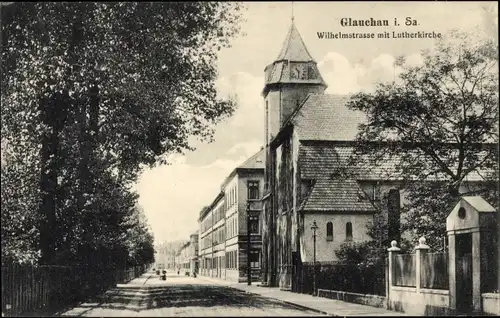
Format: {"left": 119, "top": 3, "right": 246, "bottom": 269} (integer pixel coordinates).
{"left": 456, "top": 233, "right": 473, "bottom": 314}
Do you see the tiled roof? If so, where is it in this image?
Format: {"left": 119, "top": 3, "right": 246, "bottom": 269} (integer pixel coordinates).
{"left": 276, "top": 21, "right": 315, "bottom": 62}
{"left": 298, "top": 143, "right": 493, "bottom": 212}
{"left": 299, "top": 144, "right": 398, "bottom": 180}
{"left": 299, "top": 143, "right": 491, "bottom": 182}
{"left": 238, "top": 147, "right": 265, "bottom": 170}
{"left": 299, "top": 145, "right": 340, "bottom": 179}
{"left": 301, "top": 178, "right": 376, "bottom": 212}
{"left": 291, "top": 94, "right": 366, "bottom": 141}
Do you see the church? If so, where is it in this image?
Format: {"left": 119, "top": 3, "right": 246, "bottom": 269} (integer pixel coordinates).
{"left": 259, "top": 19, "right": 492, "bottom": 290}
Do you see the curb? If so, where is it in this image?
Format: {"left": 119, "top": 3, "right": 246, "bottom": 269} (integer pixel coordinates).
{"left": 196, "top": 276, "right": 335, "bottom": 316}
{"left": 238, "top": 288, "right": 334, "bottom": 316}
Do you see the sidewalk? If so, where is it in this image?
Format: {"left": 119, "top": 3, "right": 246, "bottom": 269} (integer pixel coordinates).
{"left": 197, "top": 276, "right": 407, "bottom": 317}
{"left": 116, "top": 273, "right": 152, "bottom": 287}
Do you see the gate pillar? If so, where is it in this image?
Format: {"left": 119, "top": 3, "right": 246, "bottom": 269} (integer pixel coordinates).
{"left": 446, "top": 196, "right": 497, "bottom": 314}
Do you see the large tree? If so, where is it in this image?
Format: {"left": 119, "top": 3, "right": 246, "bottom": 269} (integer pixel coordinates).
{"left": 346, "top": 31, "right": 499, "bottom": 248}
{"left": 1, "top": 2, "right": 244, "bottom": 265}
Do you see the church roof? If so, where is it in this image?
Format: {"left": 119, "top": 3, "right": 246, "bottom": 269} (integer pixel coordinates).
{"left": 275, "top": 21, "right": 315, "bottom": 62}
{"left": 297, "top": 143, "right": 493, "bottom": 212}
{"left": 287, "top": 94, "right": 366, "bottom": 141}
{"left": 300, "top": 178, "right": 376, "bottom": 212}
{"left": 298, "top": 143, "right": 492, "bottom": 182}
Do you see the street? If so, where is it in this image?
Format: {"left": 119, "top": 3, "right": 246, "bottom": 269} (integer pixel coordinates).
{"left": 60, "top": 272, "right": 325, "bottom": 317}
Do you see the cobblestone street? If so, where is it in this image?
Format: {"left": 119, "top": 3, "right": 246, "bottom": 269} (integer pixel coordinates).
{"left": 60, "top": 273, "right": 325, "bottom": 317}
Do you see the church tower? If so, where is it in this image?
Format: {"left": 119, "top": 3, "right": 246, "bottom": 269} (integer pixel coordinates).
{"left": 261, "top": 19, "right": 327, "bottom": 287}
{"left": 262, "top": 19, "right": 327, "bottom": 145}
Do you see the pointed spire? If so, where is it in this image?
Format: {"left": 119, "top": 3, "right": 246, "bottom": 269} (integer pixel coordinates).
{"left": 275, "top": 20, "right": 315, "bottom": 62}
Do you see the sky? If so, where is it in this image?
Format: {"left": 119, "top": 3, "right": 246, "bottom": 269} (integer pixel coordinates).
{"left": 133, "top": 1, "right": 498, "bottom": 244}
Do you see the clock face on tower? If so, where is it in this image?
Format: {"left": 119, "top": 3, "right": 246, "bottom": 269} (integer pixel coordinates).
{"left": 290, "top": 63, "right": 307, "bottom": 80}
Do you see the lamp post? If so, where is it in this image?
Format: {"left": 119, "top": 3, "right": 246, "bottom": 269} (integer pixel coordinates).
{"left": 247, "top": 201, "right": 252, "bottom": 285}
{"left": 311, "top": 220, "right": 318, "bottom": 296}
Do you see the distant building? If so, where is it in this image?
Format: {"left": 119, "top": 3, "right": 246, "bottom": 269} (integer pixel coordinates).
{"left": 177, "top": 241, "right": 191, "bottom": 274}
{"left": 189, "top": 231, "right": 199, "bottom": 275}
{"left": 199, "top": 193, "right": 224, "bottom": 278}
{"left": 198, "top": 149, "right": 265, "bottom": 282}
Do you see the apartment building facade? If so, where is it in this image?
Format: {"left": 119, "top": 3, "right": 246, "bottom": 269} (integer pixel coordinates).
{"left": 198, "top": 149, "right": 265, "bottom": 282}
{"left": 177, "top": 241, "right": 191, "bottom": 274}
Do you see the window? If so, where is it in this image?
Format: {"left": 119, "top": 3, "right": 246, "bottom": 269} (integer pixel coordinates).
{"left": 326, "top": 222, "right": 333, "bottom": 241}
{"left": 248, "top": 180, "right": 260, "bottom": 200}
{"left": 249, "top": 218, "right": 259, "bottom": 234}
{"left": 250, "top": 250, "right": 260, "bottom": 268}
{"left": 346, "top": 222, "right": 353, "bottom": 241}
{"left": 234, "top": 187, "right": 237, "bottom": 206}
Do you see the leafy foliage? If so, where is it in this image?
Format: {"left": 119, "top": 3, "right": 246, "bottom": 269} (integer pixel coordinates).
{"left": 1, "top": 2, "right": 244, "bottom": 267}
{"left": 346, "top": 31, "right": 499, "bottom": 248}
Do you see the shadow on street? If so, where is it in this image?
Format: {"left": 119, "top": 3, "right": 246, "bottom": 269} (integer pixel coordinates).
{"left": 60, "top": 276, "right": 320, "bottom": 316}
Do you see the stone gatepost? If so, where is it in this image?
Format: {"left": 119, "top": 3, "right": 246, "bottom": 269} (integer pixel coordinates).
{"left": 446, "top": 196, "right": 498, "bottom": 314}
{"left": 387, "top": 240, "right": 401, "bottom": 308}
{"left": 415, "top": 237, "right": 429, "bottom": 293}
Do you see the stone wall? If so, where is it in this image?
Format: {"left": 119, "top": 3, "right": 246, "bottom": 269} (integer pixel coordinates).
{"left": 318, "top": 289, "right": 387, "bottom": 308}
{"left": 481, "top": 293, "right": 500, "bottom": 316}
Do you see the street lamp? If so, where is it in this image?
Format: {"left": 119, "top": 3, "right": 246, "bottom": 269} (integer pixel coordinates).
{"left": 247, "top": 201, "right": 252, "bottom": 286}
{"left": 311, "top": 220, "right": 318, "bottom": 296}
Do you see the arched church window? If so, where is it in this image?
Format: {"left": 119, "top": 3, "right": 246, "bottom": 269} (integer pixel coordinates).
{"left": 346, "top": 222, "right": 353, "bottom": 241}
{"left": 326, "top": 222, "right": 333, "bottom": 241}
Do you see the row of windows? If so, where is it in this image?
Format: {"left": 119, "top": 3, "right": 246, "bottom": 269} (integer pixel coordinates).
{"left": 213, "top": 203, "right": 224, "bottom": 225}
{"left": 213, "top": 225, "right": 225, "bottom": 245}
{"left": 201, "top": 235, "right": 212, "bottom": 250}
{"left": 226, "top": 214, "right": 238, "bottom": 239}
{"left": 199, "top": 250, "right": 260, "bottom": 270}
{"left": 201, "top": 204, "right": 224, "bottom": 234}
{"left": 326, "top": 222, "right": 353, "bottom": 241}
{"left": 226, "top": 186, "right": 237, "bottom": 210}
{"left": 201, "top": 257, "right": 218, "bottom": 269}
{"left": 226, "top": 250, "right": 237, "bottom": 269}
{"left": 201, "top": 180, "right": 261, "bottom": 235}
{"left": 201, "top": 214, "right": 212, "bottom": 233}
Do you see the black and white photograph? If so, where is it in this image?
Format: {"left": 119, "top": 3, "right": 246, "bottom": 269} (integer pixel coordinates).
{"left": 1, "top": 1, "right": 499, "bottom": 317}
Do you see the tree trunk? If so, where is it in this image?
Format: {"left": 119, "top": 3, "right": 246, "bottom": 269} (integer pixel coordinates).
{"left": 38, "top": 92, "right": 68, "bottom": 265}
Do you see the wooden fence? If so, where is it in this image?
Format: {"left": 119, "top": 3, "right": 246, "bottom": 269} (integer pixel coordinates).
{"left": 1, "top": 263, "right": 151, "bottom": 316}
{"left": 393, "top": 254, "right": 416, "bottom": 287}
{"left": 420, "top": 252, "right": 448, "bottom": 290}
